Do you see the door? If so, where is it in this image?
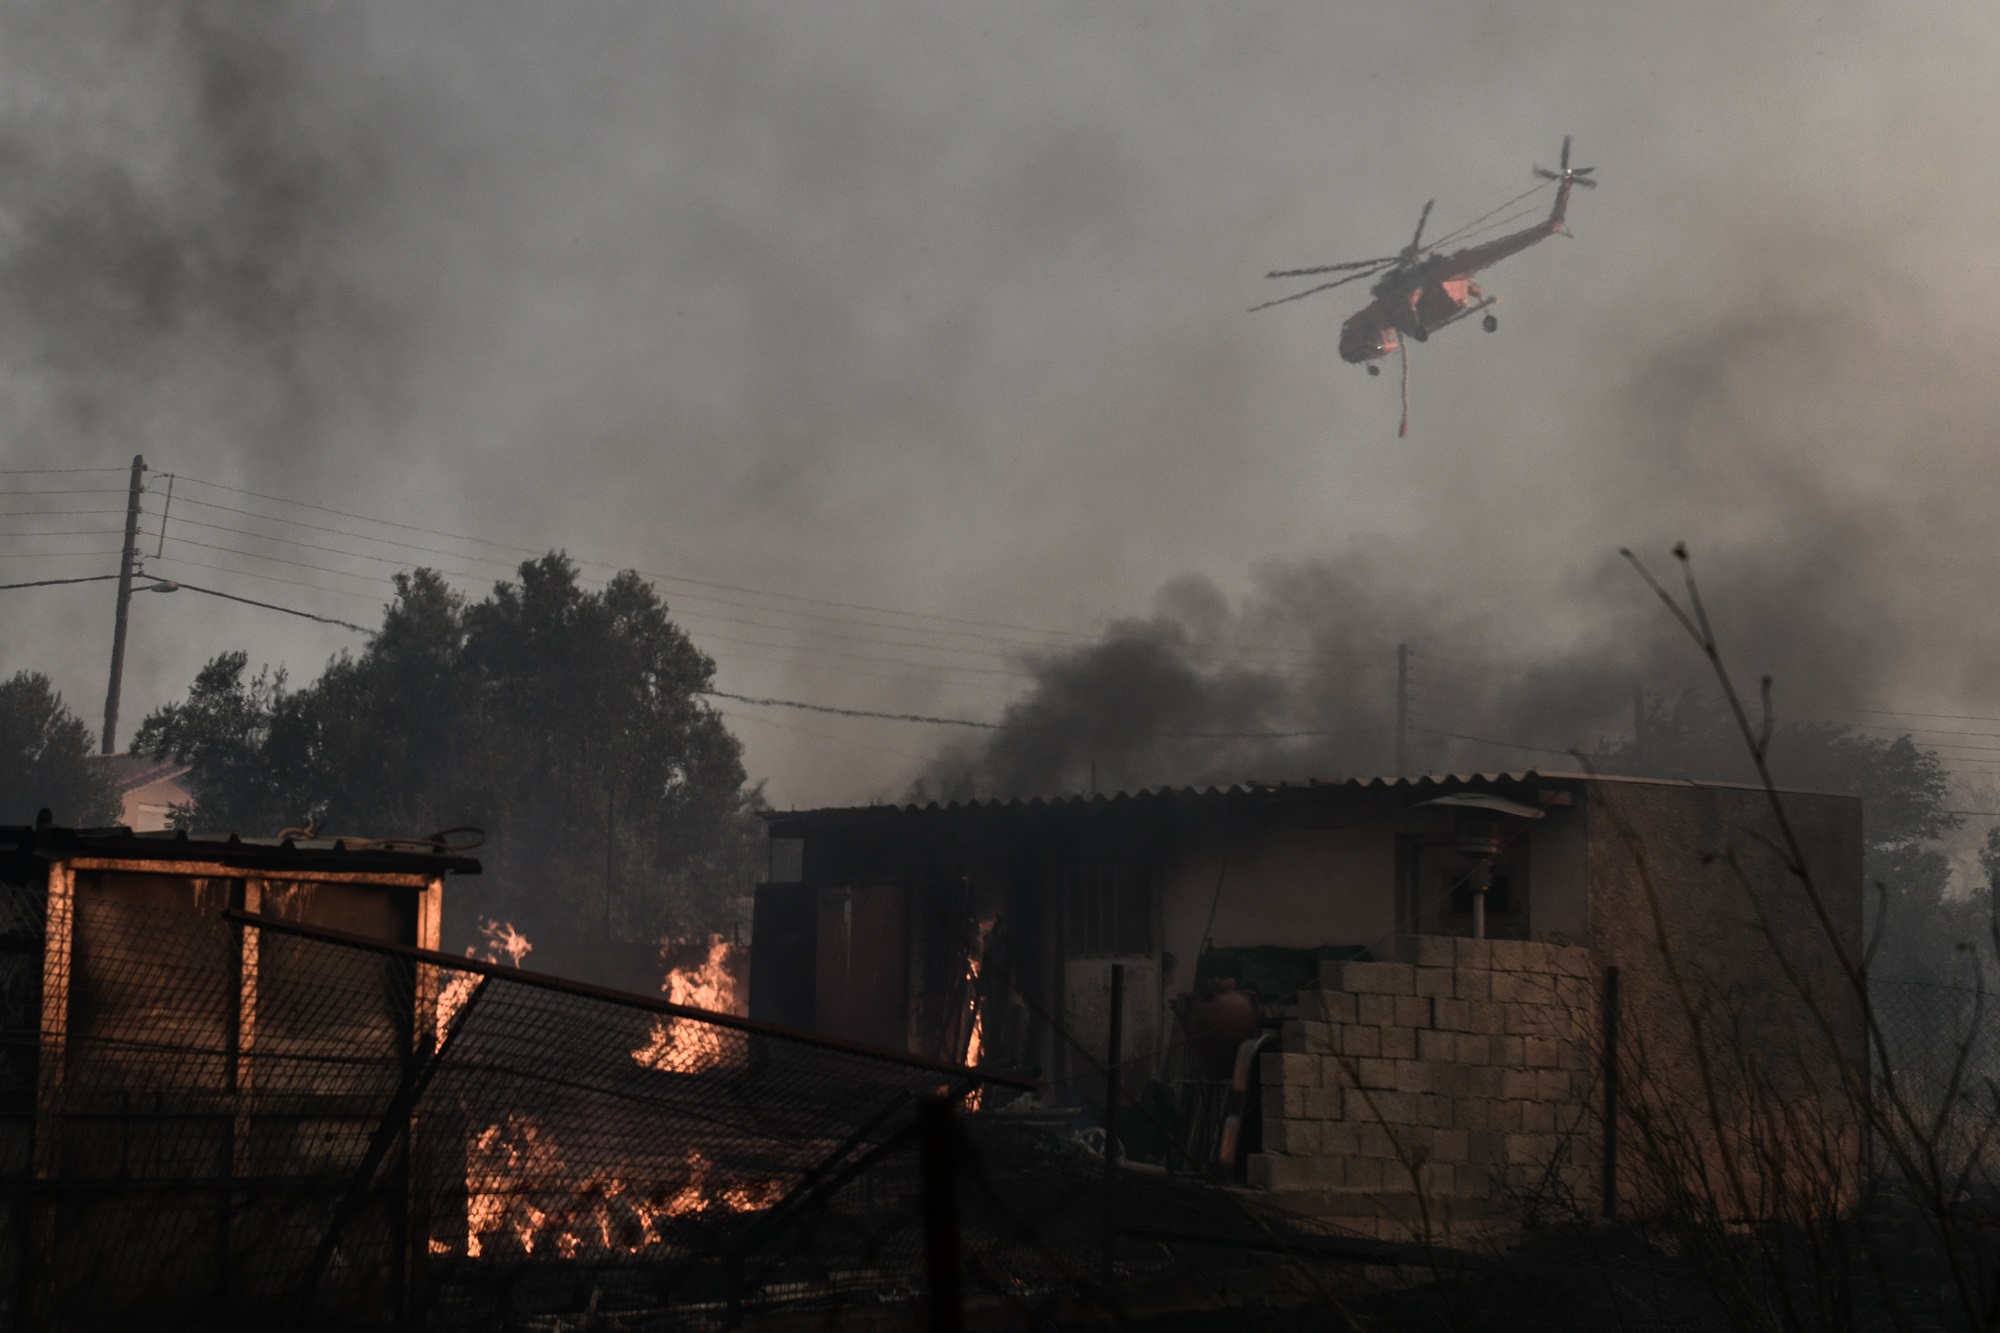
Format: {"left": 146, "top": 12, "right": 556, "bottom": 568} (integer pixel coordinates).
{"left": 814, "top": 885, "right": 908, "bottom": 1050}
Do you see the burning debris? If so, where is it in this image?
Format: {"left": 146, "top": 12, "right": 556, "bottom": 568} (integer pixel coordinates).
{"left": 631, "top": 933, "right": 749, "bottom": 1073}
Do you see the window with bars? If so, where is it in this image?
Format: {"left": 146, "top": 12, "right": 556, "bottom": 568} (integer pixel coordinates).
{"left": 1065, "top": 862, "right": 1151, "bottom": 957}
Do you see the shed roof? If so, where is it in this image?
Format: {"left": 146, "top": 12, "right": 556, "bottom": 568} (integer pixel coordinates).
{"left": 0, "top": 824, "right": 481, "bottom": 877}
{"left": 766, "top": 769, "right": 1847, "bottom": 828}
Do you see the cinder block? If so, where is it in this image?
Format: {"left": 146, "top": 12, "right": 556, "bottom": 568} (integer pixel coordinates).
{"left": 1263, "top": 1051, "right": 1319, "bottom": 1087}
{"left": 1264, "top": 1117, "right": 1320, "bottom": 1154}
{"left": 1491, "top": 1100, "right": 1525, "bottom": 1133}
{"left": 1408, "top": 935, "right": 1457, "bottom": 967}
{"left": 1321, "top": 989, "right": 1358, "bottom": 1024}
{"left": 1322, "top": 1122, "right": 1360, "bottom": 1155}
{"left": 1467, "top": 1065, "right": 1506, "bottom": 1098}
{"left": 1555, "top": 975, "right": 1593, "bottom": 1009}
{"left": 1453, "top": 937, "right": 1494, "bottom": 969}
{"left": 1380, "top": 1026, "right": 1418, "bottom": 1061}
{"left": 1431, "top": 997, "right": 1469, "bottom": 1032}
{"left": 1453, "top": 968, "right": 1493, "bottom": 1001}
{"left": 1418, "top": 1093, "right": 1454, "bottom": 1127}
{"left": 1524, "top": 1036, "right": 1559, "bottom": 1068}
{"left": 1276, "top": 1085, "right": 1314, "bottom": 1118}
{"left": 1297, "top": 1020, "right": 1338, "bottom": 1054}
{"left": 1357, "top": 993, "right": 1396, "bottom": 1027}
{"left": 1504, "top": 1004, "right": 1557, "bottom": 1037}
{"left": 1500, "top": 1069, "right": 1539, "bottom": 1100}
{"left": 1496, "top": 1035, "right": 1525, "bottom": 1067}
{"left": 1415, "top": 965, "right": 1454, "bottom": 998}
{"left": 1355, "top": 1057, "right": 1398, "bottom": 1089}
{"left": 1537, "top": 1069, "right": 1574, "bottom": 1102}
{"left": 1432, "top": 1128, "right": 1470, "bottom": 1162}
{"left": 1417, "top": 1028, "right": 1455, "bottom": 1063}
{"left": 1395, "top": 994, "right": 1433, "bottom": 1029}
{"left": 1553, "top": 946, "right": 1594, "bottom": 979}
{"left": 1342, "top": 961, "right": 1417, "bottom": 995}
{"left": 1505, "top": 1133, "right": 1557, "bottom": 1166}
{"left": 1365, "top": 1090, "right": 1418, "bottom": 1125}
{"left": 1453, "top": 1032, "right": 1490, "bottom": 1065}
{"left": 1393, "top": 1057, "right": 1432, "bottom": 1094}
{"left": 1516, "top": 972, "right": 1559, "bottom": 1004}
{"left": 1340, "top": 1024, "right": 1381, "bottom": 1058}
{"left": 1522, "top": 1102, "right": 1555, "bottom": 1135}
{"left": 1417, "top": 1161, "right": 1455, "bottom": 1198}
{"left": 1456, "top": 1098, "right": 1489, "bottom": 1131}
{"left": 1309, "top": 1083, "right": 1344, "bottom": 1120}
{"left": 1354, "top": 1122, "right": 1396, "bottom": 1158}
{"left": 1467, "top": 1001, "right": 1501, "bottom": 1034}
{"left": 1343, "top": 1155, "right": 1385, "bottom": 1188}
{"left": 1489, "top": 970, "right": 1525, "bottom": 1004}
{"left": 1296, "top": 989, "right": 1331, "bottom": 1023}
{"left": 1255, "top": 1152, "right": 1323, "bottom": 1190}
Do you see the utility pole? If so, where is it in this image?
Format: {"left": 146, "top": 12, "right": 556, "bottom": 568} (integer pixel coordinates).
{"left": 1394, "top": 642, "right": 1410, "bottom": 775}
{"left": 100, "top": 454, "right": 146, "bottom": 755}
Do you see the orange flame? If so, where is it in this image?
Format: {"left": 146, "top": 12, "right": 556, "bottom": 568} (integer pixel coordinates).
{"left": 437, "top": 917, "right": 533, "bottom": 1042}
{"left": 631, "top": 935, "right": 745, "bottom": 1073}
{"left": 460, "top": 1114, "right": 783, "bottom": 1258}
{"left": 961, "top": 918, "right": 997, "bottom": 1109}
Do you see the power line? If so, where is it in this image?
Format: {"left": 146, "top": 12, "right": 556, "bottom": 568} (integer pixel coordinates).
{"left": 172, "top": 472, "right": 1102, "bottom": 644}
{"left": 0, "top": 467, "right": 128, "bottom": 476}
{"left": 162, "top": 579, "right": 370, "bottom": 633}
{"left": 702, "top": 690, "right": 1001, "bottom": 729}
{"left": 0, "top": 573, "right": 122, "bottom": 591}
{"left": 0, "top": 549, "right": 123, "bottom": 559}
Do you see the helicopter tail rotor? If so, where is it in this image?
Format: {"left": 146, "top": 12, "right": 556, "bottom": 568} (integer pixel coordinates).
{"left": 1533, "top": 135, "right": 1596, "bottom": 188}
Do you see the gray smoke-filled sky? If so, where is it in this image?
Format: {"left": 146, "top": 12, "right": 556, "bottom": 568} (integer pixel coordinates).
{"left": 5, "top": 1, "right": 2000, "bottom": 812}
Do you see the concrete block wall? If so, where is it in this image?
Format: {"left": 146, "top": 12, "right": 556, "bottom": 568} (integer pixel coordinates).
{"left": 1246, "top": 935, "right": 1598, "bottom": 1238}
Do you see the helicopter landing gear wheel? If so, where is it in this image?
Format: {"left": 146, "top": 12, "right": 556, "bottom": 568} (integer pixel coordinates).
{"left": 1411, "top": 326, "right": 1429, "bottom": 342}
{"left": 1482, "top": 313, "right": 1499, "bottom": 332}
{"left": 1366, "top": 363, "right": 1381, "bottom": 376}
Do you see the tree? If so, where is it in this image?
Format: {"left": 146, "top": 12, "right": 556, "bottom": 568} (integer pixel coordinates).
{"left": 1600, "top": 690, "right": 1967, "bottom": 981}
{"left": 135, "top": 557, "right": 762, "bottom": 969}
{"left": 0, "top": 671, "right": 122, "bottom": 826}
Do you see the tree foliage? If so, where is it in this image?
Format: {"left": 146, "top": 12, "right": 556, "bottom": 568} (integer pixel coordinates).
{"left": 135, "top": 557, "right": 762, "bottom": 966}
{"left": 0, "top": 672, "right": 122, "bottom": 827}
{"left": 1599, "top": 689, "right": 1970, "bottom": 981}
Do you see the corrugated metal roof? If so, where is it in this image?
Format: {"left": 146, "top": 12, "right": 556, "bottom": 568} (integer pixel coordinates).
{"left": 0, "top": 824, "right": 482, "bottom": 876}
{"left": 765, "top": 768, "right": 1846, "bottom": 824}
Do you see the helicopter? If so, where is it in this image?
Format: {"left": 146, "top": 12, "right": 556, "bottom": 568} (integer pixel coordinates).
{"left": 1256, "top": 136, "right": 1595, "bottom": 435}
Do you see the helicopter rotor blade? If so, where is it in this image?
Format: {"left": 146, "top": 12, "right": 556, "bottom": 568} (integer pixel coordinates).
{"left": 1264, "top": 257, "right": 1397, "bottom": 279}
{"left": 1560, "top": 135, "right": 1572, "bottom": 173}
{"left": 1409, "top": 199, "right": 1434, "bottom": 254}
{"left": 1570, "top": 175, "right": 1597, "bottom": 188}
{"left": 1248, "top": 266, "right": 1383, "bottom": 313}
{"left": 1533, "top": 166, "right": 1561, "bottom": 181}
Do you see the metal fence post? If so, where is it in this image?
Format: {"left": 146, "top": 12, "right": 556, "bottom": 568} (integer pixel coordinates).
{"left": 1103, "top": 962, "right": 1124, "bottom": 1285}
{"left": 1601, "top": 964, "right": 1620, "bottom": 1220}
{"left": 919, "top": 1097, "right": 962, "bottom": 1333}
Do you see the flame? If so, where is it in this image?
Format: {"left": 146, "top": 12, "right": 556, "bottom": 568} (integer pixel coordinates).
{"left": 459, "top": 1114, "right": 783, "bottom": 1259}
{"left": 479, "top": 917, "right": 533, "bottom": 967}
{"left": 437, "top": 918, "right": 533, "bottom": 1043}
{"left": 961, "top": 918, "right": 997, "bottom": 1109}
{"left": 631, "top": 935, "right": 745, "bottom": 1073}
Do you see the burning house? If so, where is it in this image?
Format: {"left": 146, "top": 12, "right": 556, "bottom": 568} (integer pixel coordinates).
{"left": 755, "top": 770, "right": 1866, "bottom": 1235}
